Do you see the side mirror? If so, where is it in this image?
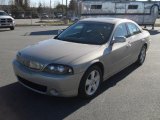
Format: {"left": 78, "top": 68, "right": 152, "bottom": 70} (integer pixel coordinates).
{"left": 58, "top": 29, "right": 63, "bottom": 35}
{"left": 113, "top": 36, "right": 126, "bottom": 44}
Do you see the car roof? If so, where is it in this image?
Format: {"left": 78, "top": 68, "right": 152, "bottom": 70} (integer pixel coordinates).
{"left": 0, "top": 10, "right": 4, "bottom": 12}
{"left": 80, "top": 17, "right": 133, "bottom": 24}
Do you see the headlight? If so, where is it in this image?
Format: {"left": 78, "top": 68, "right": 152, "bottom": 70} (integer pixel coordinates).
{"left": 44, "top": 64, "right": 74, "bottom": 75}
{"left": 29, "top": 61, "right": 44, "bottom": 70}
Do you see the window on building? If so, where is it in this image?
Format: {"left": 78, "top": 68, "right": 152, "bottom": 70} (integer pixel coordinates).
{"left": 128, "top": 5, "right": 138, "bottom": 9}
{"left": 91, "top": 5, "right": 102, "bottom": 9}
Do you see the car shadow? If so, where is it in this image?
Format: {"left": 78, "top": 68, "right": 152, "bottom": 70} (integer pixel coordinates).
{"left": 0, "top": 29, "right": 10, "bottom": 32}
{"left": 30, "top": 30, "right": 58, "bottom": 36}
{"left": 0, "top": 63, "right": 139, "bottom": 120}
{"left": 27, "top": 30, "right": 59, "bottom": 36}
{"left": 143, "top": 28, "right": 160, "bottom": 35}
{"left": 98, "top": 63, "right": 138, "bottom": 94}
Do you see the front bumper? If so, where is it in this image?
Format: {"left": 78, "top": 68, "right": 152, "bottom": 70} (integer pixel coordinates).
{"left": 13, "top": 60, "right": 83, "bottom": 97}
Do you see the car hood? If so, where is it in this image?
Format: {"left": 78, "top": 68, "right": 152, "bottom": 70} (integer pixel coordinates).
{"left": 19, "top": 39, "right": 101, "bottom": 64}
{"left": 0, "top": 15, "right": 14, "bottom": 19}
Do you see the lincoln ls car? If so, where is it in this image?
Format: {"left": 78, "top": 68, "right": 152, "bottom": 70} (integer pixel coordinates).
{"left": 12, "top": 18, "right": 150, "bottom": 98}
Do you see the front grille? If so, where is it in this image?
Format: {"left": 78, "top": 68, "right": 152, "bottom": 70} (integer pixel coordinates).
{"left": 0, "top": 19, "right": 5, "bottom": 21}
{"left": 0, "top": 21, "right": 5, "bottom": 23}
{"left": 0, "top": 18, "right": 12, "bottom": 23}
{"left": 16, "top": 54, "right": 44, "bottom": 70}
{"left": 7, "top": 18, "right": 12, "bottom": 23}
{"left": 17, "top": 76, "right": 47, "bottom": 93}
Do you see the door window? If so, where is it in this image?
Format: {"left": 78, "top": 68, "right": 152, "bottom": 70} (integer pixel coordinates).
{"left": 127, "top": 23, "right": 141, "bottom": 36}
{"left": 113, "top": 23, "right": 128, "bottom": 38}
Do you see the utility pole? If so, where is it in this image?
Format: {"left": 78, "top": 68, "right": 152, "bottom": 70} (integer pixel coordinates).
{"left": 62, "top": 0, "right": 64, "bottom": 15}
{"left": 66, "top": 0, "right": 67, "bottom": 18}
{"left": 64, "top": 0, "right": 68, "bottom": 24}
{"left": 50, "top": 0, "right": 51, "bottom": 19}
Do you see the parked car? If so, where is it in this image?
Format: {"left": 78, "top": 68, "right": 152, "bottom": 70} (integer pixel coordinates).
{"left": 25, "top": 15, "right": 32, "bottom": 19}
{"left": 41, "top": 13, "right": 49, "bottom": 19}
{"left": 0, "top": 10, "right": 15, "bottom": 30}
{"left": 12, "top": 18, "right": 150, "bottom": 98}
{"left": 70, "top": 16, "right": 79, "bottom": 22}
{"left": 57, "top": 13, "right": 63, "bottom": 18}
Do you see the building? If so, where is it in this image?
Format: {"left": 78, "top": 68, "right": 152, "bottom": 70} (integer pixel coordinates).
{"left": 78, "top": 0, "right": 160, "bottom": 28}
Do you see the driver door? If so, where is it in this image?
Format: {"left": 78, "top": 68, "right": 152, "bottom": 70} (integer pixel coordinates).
{"left": 103, "top": 23, "right": 132, "bottom": 78}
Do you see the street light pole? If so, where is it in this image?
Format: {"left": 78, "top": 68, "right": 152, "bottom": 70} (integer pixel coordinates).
{"left": 50, "top": 0, "right": 51, "bottom": 19}
{"left": 66, "top": 0, "right": 67, "bottom": 18}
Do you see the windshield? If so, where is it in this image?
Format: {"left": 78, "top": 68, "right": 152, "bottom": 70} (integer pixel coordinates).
{"left": 57, "top": 21, "right": 114, "bottom": 45}
{"left": 0, "top": 11, "right": 8, "bottom": 16}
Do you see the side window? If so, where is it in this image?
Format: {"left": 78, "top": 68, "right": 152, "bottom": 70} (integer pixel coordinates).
{"left": 127, "top": 23, "right": 141, "bottom": 36}
{"left": 113, "top": 23, "right": 128, "bottom": 38}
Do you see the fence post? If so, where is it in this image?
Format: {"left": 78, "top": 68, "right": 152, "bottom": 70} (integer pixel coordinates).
{"left": 31, "top": 10, "right": 32, "bottom": 25}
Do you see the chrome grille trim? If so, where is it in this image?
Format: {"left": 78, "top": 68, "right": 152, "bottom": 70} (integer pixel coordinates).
{"left": 16, "top": 54, "right": 44, "bottom": 71}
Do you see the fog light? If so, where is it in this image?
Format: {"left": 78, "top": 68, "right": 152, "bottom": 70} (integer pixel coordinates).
{"left": 50, "top": 89, "right": 59, "bottom": 96}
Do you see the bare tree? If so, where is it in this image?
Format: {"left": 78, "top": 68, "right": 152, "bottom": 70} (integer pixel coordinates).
{"left": 69, "top": 0, "right": 77, "bottom": 16}
{"left": 23, "top": 0, "right": 30, "bottom": 10}
{"left": 0, "top": 0, "right": 6, "bottom": 10}
{"left": 37, "top": 2, "right": 43, "bottom": 14}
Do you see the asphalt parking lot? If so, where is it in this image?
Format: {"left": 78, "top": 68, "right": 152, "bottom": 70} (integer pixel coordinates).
{"left": 0, "top": 26, "right": 160, "bottom": 120}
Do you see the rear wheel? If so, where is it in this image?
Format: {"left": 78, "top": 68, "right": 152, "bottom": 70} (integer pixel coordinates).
{"left": 136, "top": 45, "right": 147, "bottom": 65}
{"left": 78, "top": 65, "right": 102, "bottom": 98}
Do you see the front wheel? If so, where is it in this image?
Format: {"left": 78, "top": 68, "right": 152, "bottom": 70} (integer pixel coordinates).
{"left": 136, "top": 45, "right": 147, "bottom": 65}
{"left": 10, "top": 26, "right": 15, "bottom": 30}
{"left": 78, "top": 66, "right": 102, "bottom": 98}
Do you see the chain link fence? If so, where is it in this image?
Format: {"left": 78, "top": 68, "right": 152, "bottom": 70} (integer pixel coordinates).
{"left": 10, "top": 10, "right": 75, "bottom": 26}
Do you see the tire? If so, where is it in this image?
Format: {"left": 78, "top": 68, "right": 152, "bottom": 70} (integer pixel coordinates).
{"left": 136, "top": 45, "right": 147, "bottom": 66}
{"left": 78, "top": 65, "right": 102, "bottom": 98}
{"left": 10, "top": 26, "right": 15, "bottom": 30}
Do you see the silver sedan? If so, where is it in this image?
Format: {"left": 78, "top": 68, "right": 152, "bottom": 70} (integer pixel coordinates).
{"left": 12, "top": 18, "right": 150, "bottom": 98}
